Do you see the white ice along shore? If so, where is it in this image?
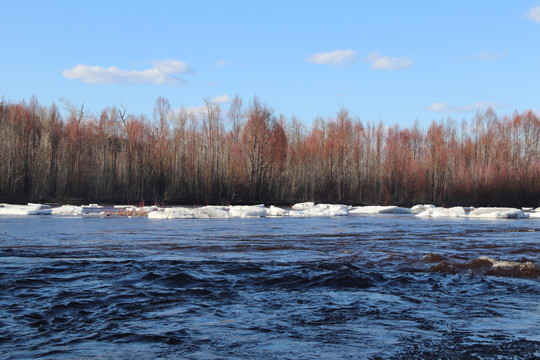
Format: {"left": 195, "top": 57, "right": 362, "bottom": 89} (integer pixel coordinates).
{"left": 0, "top": 202, "right": 539, "bottom": 219}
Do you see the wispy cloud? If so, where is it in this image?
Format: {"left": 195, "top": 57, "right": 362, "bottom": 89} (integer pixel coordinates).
{"left": 475, "top": 51, "right": 505, "bottom": 61}
{"left": 526, "top": 6, "right": 540, "bottom": 23}
{"left": 211, "top": 94, "right": 230, "bottom": 104}
{"left": 63, "top": 59, "right": 194, "bottom": 85}
{"left": 453, "top": 50, "right": 507, "bottom": 63}
{"left": 366, "top": 52, "right": 412, "bottom": 71}
{"left": 307, "top": 49, "right": 357, "bottom": 66}
{"left": 427, "top": 101, "right": 501, "bottom": 113}
{"left": 216, "top": 60, "right": 227, "bottom": 68}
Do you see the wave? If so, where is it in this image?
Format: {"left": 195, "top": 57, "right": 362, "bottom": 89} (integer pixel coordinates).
{"left": 426, "top": 254, "right": 539, "bottom": 278}
{"left": 256, "top": 263, "right": 385, "bottom": 290}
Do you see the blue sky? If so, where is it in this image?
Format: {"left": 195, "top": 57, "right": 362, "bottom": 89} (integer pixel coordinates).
{"left": 1, "top": 1, "right": 540, "bottom": 128}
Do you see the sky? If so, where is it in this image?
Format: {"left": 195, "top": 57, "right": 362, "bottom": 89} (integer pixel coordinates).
{"left": 1, "top": 1, "right": 540, "bottom": 129}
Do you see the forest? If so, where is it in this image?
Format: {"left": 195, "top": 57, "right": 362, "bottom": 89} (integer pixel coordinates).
{"left": 1, "top": 95, "right": 539, "bottom": 207}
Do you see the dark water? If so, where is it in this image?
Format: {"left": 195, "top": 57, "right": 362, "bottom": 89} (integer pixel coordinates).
{"left": 0, "top": 214, "right": 539, "bottom": 359}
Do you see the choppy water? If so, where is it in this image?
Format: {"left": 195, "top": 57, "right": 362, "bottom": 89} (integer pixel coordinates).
{"left": 1, "top": 214, "right": 539, "bottom": 359}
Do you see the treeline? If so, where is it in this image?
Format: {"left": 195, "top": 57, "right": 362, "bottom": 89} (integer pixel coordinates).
{"left": 1, "top": 95, "right": 539, "bottom": 206}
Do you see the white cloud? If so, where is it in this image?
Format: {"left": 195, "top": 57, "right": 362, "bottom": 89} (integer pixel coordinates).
{"left": 307, "top": 49, "right": 357, "bottom": 66}
{"left": 427, "top": 101, "right": 501, "bottom": 113}
{"left": 217, "top": 60, "right": 227, "bottom": 68}
{"left": 526, "top": 6, "right": 540, "bottom": 23}
{"left": 366, "top": 52, "right": 412, "bottom": 71}
{"left": 62, "top": 59, "right": 193, "bottom": 85}
{"left": 476, "top": 52, "right": 498, "bottom": 60}
{"left": 180, "top": 95, "right": 231, "bottom": 116}
{"left": 211, "top": 94, "right": 230, "bottom": 104}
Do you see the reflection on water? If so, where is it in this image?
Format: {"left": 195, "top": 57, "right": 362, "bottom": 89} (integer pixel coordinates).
{"left": 0, "top": 215, "right": 539, "bottom": 359}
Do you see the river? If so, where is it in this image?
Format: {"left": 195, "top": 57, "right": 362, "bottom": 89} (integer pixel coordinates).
{"left": 1, "top": 214, "right": 539, "bottom": 359}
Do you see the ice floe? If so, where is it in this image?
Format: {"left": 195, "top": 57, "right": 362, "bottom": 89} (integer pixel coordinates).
{"left": 148, "top": 206, "right": 231, "bottom": 219}
{"left": 289, "top": 203, "right": 349, "bottom": 217}
{"left": 416, "top": 206, "right": 466, "bottom": 218}
{"left": 468, "top": 207, "right": 527, "bottom": 219}
{"left": 411, "top": 204, "right": 436, "bottom": 214}
{"left": 148, "top": 207, "right": 195, "bottom": 219}
{"left": 267, "top": 205, "right": 290, "bottom": 217}
{"left": 349, "top": 205, "right": 411, "bottom": 214}
{"left": 47, "top": 205, "right": 84, "bottom": 216}
{"left": 229, "top": 205, "right": 267, "bottom": 218}
{"left": 0, "top": 203, "right": 49, "bottom": 215}
{"left": 291, "top": 202, "right": 316, "bottom": 211}
{"left": 0, "top": 202, "right": 538, "bottom": 220}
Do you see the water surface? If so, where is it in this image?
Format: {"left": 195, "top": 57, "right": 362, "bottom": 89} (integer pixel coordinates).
{"left": 1, "top": 215, "right": 539, "bottom": 359}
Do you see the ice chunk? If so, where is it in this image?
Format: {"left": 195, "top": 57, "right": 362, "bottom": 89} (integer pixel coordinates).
{"left": 148, "top": 207, "right": 194, "bottom": 219}
{"left": 290, "top": 203, "right": 349, "bottom": 217}
{"left": 350, "top": 205, "right": 411, "bottom": 214}
{"left": 107, "top": 205, "right": 155, "bottom": 216}
{"left": 49, "top": 205, "right": 84, "bottom": 216}
{"left": 411, "top": 204, "right": 435, "bottom": 214}
{"left": 148, "top": 206, "right": 230, "bottom": 219}
{"left": 228, "top": 205, "right": 267, "bottom": 218}
{"left": 468, "top": 207, "right": 526, "bottom": 219}
{"left": 147, "top": 210, "right": 172, "bottom": 219}
{"left": 194, "top": 206, "right": 230, "bottom": 219}
{"left": 0, "top": 203, "right": 49, "bottom": 215}
{"left": 114, "top": 205, "right": 157, "bottom": 214}
{"left": 267, "top": 205, "right": 290, "bottom": 217}
{"left": 291, "top": 202, "right": 315, "bottom": 210}
{"left": 416, "top": 206, "right": 466, "bottom": 218}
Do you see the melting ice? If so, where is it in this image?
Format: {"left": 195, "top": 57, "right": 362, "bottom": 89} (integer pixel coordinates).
{"left": 0, "top": 202, "right": 539, "bottom": 219}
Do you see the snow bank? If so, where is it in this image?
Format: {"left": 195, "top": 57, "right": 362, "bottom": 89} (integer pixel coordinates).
{"left": 416, "top": 206, "right": 466, "bottom": 218}
{"left": 350, "top": 205, "right": 411, "bottom": 214}
{"left": 468, "top": 207, "right": 527, "bottom": 219}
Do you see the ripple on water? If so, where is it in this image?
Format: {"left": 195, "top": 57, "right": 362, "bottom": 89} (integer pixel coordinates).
{"left": 0, "top": 216, "right": 539, "bottom": 359}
